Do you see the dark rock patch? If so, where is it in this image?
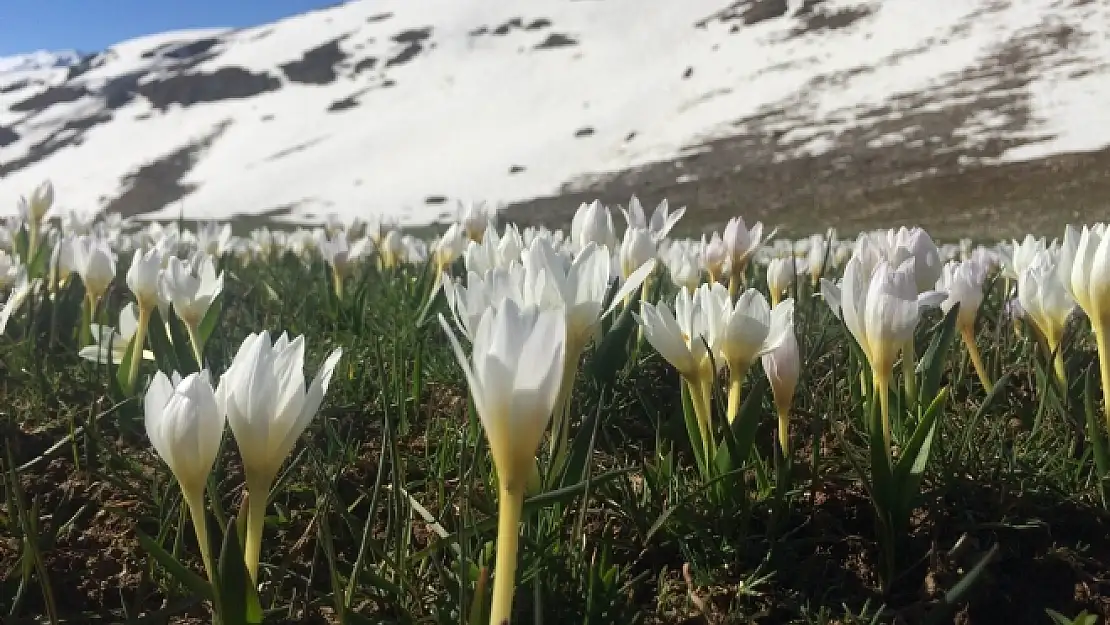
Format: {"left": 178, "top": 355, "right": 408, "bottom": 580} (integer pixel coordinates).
{"left": 392, "top": 27, "right": 432, "bottom": 44}
{"left": 386, "top": 43, "right": 423, "bottom": 67}
{"left": 695, "top": 0, "right": 789, "bottom": 28}
{"left": 279, "top": 39, "right": 348, "bottom": 85}
{"left": 535, "top": 33, "right": 578, "bottom": 49}
{"left": 65, "top": 53, "right": 99, "bottom": 80}
{"left": 469, "top": 26, "right": 489, "bottom": 36}
{"left": 509, "top": 165, "right": 525, "bottom": 174}
{"left": 625, "top": 131, "right": 637, "bottom": 141}
{"left": 62, "top": 112, "right": 112, "bottom": 133}
{"left": 526, "top": 18, "right": 552, "bottom": 30}
{"left": 425, "top": 195, "right": 447, "bottom": 205}
{"left": 261, "top": 115, "right": 275, "bottom": 122}
{"left": 138, "top": 67, "right": 280, "bottom": 110}
{"left": 101, "top": 73, "right": 143, "bottom": 109}
{"left": 0, "top": 131, "right": 82, "bottom": 177}
{"left": 575, "top": 127, "right": 595, "bottom": 137}
{"left": 367, "top": 12, "right": 392, "bottom": 23}
{"left": 327, "top": 94, "right": 360, "bottom": 111}
{"left": 0, "top": 126, "right": 19, "bottom": 148}
{"left": 683, "top": 66, "right": 694, "bottom": 79}
{"left": 142, "top": 38, "right": 220, "bottom": 60}
{"left": 0, "top": 80, "right": 30, "bottom": 94}
{"left": 102, "top": 121, "right": 231, "bottom": 218}
{"left": 353, "top": 56, "right": 378, "bottom": 73}
{"left": 493, "top": 18, "right": 523, "bottom": 35}
{"left": 9, "top": 85, "right": 89, "bottom": 112}
{"left": 791, "top": 3, "right": 873, "bottom": 35}
{"left": 382, "top": 79, "right": 397, "bottom": 88}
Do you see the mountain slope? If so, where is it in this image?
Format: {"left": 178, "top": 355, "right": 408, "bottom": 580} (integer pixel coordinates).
{"left": 0, "top": 0, "right": 1107, "bottom": 228}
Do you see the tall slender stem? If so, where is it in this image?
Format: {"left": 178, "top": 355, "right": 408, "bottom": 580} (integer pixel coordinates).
{"left": 243, "top": 475, "right": 271, "bottom": 584}
{"left": 902, "top": 339, "right": 917, "bottom": 405}
{"left": 183, "top": 491, "right": 216, "bottom": 585}
{"left": 127, "top": 306, "right": 151, "bottom": 391}
{"left": 490, "top": 487, "right": 525, "bottom": 625}
{"left": 961, "top": 327, "right": 993, "bottom": 392}
{"left": 777, "top": 407, "right": 791, "bottom": 457}
{"left": 186, "top": 322, "right": 204, "bottom": 367}
{"left": 1096, "top": 325, "right": 1110, "bottom": 434}
{"left": 874, "top": 371, "right": 892, "bottom": 458}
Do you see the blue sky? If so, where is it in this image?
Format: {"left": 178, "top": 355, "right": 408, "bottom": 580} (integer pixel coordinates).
{"left": 0, "top": 0, "right": 336, "bottom": 56}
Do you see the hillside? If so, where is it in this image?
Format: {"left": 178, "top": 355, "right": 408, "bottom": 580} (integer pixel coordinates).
{"left": 0, "top": 0, "right": 1108, "bottom": 237}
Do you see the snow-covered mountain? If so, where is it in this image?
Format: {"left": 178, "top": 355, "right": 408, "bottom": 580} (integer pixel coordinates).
{"left": 0, "top": 50, "right": 81, "bottom": 76}
{"left": 0, "top": 0, "right": 1107, "bottom": 227}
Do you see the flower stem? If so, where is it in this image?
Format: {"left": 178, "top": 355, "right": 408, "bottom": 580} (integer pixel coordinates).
{"left": 874, "top": 371, "right": 892, "bottom": 458}
{"left": 1096, "top": 325, "right": 1110, "bottom": 434}
{"left": 776, "top": 407, "right": 791, "bottom": 457}
{"left": 726, "top": 368, "right": 745, "bottom": 424}
{"left": 902, "top": 339, "right": 917, "bottom": 405}
{"left": 490, "top": 487, "right": 525, "bottom": 625}
{"left": 243, "top": 477, "right": 270, "bottom": 584}
{"left": 80, "top": 295, "right": 93, "bottom": 347}
{"left": 961, "top": 327, "right": 993, "bottom": 392}
{"left": 186, "top": 322, "right": 204, "bottom": 367}
{"left": 183, "top": 491, "right": 216, "bottom": 585}
{"left": 127, "top": 306, "right": 151, "bottom": 391}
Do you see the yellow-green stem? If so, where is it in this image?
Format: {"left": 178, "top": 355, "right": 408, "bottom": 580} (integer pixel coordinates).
{"left": 687, "top": 379, "right": 714, "bottom": 461}
{"left": 960, "top": 327, "right": 993, "bottom": 392}
{"left": 243, "top": 476, "right": 271, "bottom": 584}
{"left": 1053, "top": 346, "right": 1067, "bottom": 391}
{"left": 770, "top": 290, "right": 781, "bottom": 308}
{"left": 1096, "top": 325, "right": 1110, "bottom": 434}
{"left": 182, "top": 491, "right": 216, "bottom": 585}
{"left": 490, "top": 487, "right": 525, "bottom": 625}
{"left": 186, "top": 322, "right": 204, "bottom": 366}
{"left": 726, "top": 363, "right": 749, "bottom": 423}
{"left": 874, "top": 371, "right": 892, "bottom": 458}
{"left": 902, "top": 339, "right": 917, "bottom": 404}
{"left": 127, "top": 306, "right": 151, "bottom": 390}
{"left": 332, "top": 270, "right": 345, "bottom": 300}
{"left": 728, "top": 272, "right": 741, "bottom": 298}
{"left": 80, "top": 295, "right": 93, "bottom": 347}
{"left": 776, "top": 407, "right": 791, "bottom": 457}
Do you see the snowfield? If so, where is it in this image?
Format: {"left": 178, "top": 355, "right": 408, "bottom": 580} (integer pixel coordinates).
{"left": 0, "top": 0, "right": 1107, "bottom": 225}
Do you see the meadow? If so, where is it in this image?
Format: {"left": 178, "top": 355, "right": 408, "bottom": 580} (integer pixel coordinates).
{"left": 2, "top": 183, "right": 1110, "bottom": 625}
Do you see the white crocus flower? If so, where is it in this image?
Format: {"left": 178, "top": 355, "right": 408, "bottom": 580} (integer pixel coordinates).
{"left": 705, "top": 284, "right": 793, "bottom": 421}
{"left": 722, "top": 217, "right": 773, "bottom": 292}
{"left": 458, "top": 201, "right": 495, "bottom": 243}
{"left": 766, "top": 257, "right": 799, "bottom": 307}
{"left": 73, "top": 236, "right": 117, "bottom": 308}
{"left": 620, "top": 227, "right": 656, "bottom": 280}
{"left": 762, "top": 300, "right": 800, "bottom": 454}
{"left": 439, "top": 299, "right": 565, "bottom": 625}
{"left": 0, "top": 272, "right": 37, "bottom": 334}
{"left": 839, "top": 256, "right": 921, "bottom": 454}
{"left": 570, "top": 200, "right": 617, "bottom": 252}
{"left": 161, "top": 254, "right": 225, "bottom": 362}
{"left": 621, "top": 196, "right": 686, "bottom": 242}
{"left": 702, "top": 233, "right": 729, "bottom": 283}
{"left": 218, "top": 331, "right": 343, "bottom": 583}
{"left": 80, "top": 303, "right": 154, "bottom": 364}
{"left": 145, "top": 370, "right": 224, "bottom": 583}
{"left": 937, "top": 258, "right": 991, "bottom": 389}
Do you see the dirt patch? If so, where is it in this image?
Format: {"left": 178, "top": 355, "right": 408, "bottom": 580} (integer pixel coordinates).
{"left": 502, "top": 17, "right": 1107, "bottom": 240}
{"left": 9, "top": 85, "right": 89, "bottom": 112}
{"left": 102, "top": 120, "right": 232, "bottom": 218}
{"left": 535, "top": 33, "right": 578, "bottom": 49}
{"left": 138, "top": 67, "right": 281, "bottom": 110}
{"left": 280, "top": 39, "right": 348, "bottom": 85}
